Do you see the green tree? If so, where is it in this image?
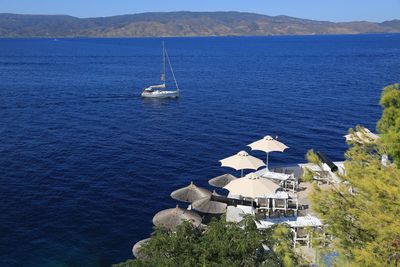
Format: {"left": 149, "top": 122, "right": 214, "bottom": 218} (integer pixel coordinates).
{"left": 308, "top": 84, "right": 400, "bottom": 266}
{"left": 113, "top": 216, "right": 303, "bottom": 267}
{"left": 377, "top": 83, "right": 400, "bottom": 167}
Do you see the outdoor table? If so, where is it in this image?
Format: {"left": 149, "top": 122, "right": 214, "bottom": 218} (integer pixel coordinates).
{"left": 255, "top": 169, "right": 296, "bottom": 191}
{"left": 255, "top": 168, "right": 292, "bottom": 181}
{"left": 255, "top": 215, "right": 322, "bottom": 229}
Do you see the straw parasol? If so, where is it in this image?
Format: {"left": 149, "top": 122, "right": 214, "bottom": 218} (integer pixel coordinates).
{"left": 248, "top": 135, "right": 289, "bottom": 170}
{"left": 223, "top": 172, "right": 280, "bottom": 198}
{"left": 220, "top": 150, "right": 265, "bottom": 177}
{"left": 344, "top": 127, "right": 379, "bottom": 144}
{"left": 132, "top": 238, "right": 151, "bottom": 259}
{"left": 152, "top": 205, "right": 202, "bottom": 231}
{"left": 208, "top": 173, "right": 238, "bottom": 188}
{"left": 191, "top": 191, "right": 227, "bottom": 214}
{"left": 170, "top": 182, "right": 212, "bottom": 203}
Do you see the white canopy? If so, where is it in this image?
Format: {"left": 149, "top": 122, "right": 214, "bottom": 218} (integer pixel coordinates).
{"left": 248, "top": 135, "right": 289, "bottom": 153}
{"left": 223, "top": 172, "right": 280, "bottom": 198}
{"left": 220, "top": 151, "right": 264, "bottom": 177}
{"left": 248, "top": 135, "right": 289, "bottom": 170}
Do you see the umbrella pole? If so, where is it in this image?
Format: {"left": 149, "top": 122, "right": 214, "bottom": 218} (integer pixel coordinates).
{"left": 266, "top": 152, "right": 269, "bottom": 171}
{"left": 241, "top": 169, "right": 244, "bottom": 178}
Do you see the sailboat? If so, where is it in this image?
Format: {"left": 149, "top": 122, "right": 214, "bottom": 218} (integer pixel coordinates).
{"left": 141, "top": 41, "right": 179, "bottom": 98}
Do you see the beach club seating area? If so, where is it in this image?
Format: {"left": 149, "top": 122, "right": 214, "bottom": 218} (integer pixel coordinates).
{"left": 134, "top": 135, "right": 345, "bottom": 257}
{"left": 222, "top": 158, "right": 345, "bottom": 248}
{"left": 216, "top": 136, "right": 345, "bottom": 251}
{"left": 216, "top": 135, "right": 344, "bottom": 249}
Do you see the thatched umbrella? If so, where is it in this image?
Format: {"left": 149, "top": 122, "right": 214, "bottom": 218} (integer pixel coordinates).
{"left": 170, "top": 181, "right": 212, "bottom": 203}
{"left": 208, "top": 173, "right": 237, "bottom": 188}
{"left": 152, "top": 205, "right": 202, "bottom": 231}
{"left": 191, "top": 191, "right": 227, "bottom": 214}
{"left": 132, "top": 238, "right": 151, "bottom": 259}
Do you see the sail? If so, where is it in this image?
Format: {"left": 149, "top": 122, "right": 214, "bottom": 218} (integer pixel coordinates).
{"left": 165, "top": 49, "right": 179, "bottom": 92}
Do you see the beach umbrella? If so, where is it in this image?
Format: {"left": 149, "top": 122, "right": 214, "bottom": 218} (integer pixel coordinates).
{"left": 223, "top": 172, "right": 280, "bottom": 198}
{"left": 191, "top": 191, "right": 227, "bottom": 214}
{"left": 344, "top": 127, "right": 379, "bottom": 144}
{"left": 132, "top": 238, "right": 151, "bottom": 259}
{"left": 220, "top": 150, "right": 265, "bottom": 177}
{"left": 208, "top": 173, "right": 238, "bottom": 188}
{"left": 152, "top": 205, "right": 202, "bottom": 231}
{"left": 248, "top": 135, "right": 289, "bottom": 170}
{"left": 170, "top": 182, "right": 212, "bottom": 203}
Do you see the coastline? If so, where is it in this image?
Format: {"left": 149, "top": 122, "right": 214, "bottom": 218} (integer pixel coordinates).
{"left": 1, "top": 32, "right": 400, "bottom": 39}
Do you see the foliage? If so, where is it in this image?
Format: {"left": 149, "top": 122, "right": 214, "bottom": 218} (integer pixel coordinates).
{"left": 113, "top": 216, "right": 303, "bottom": 267}
{"left": 306, "top": 149, "right": 320, "bottom": 165}
{"left": 263, "top": 224, "right": 300, "bottom": 267}
{"left": 377, "top": 83, "right": 400, "bottom": 167}
{"left": 308, "top": 84, "right": 400, "bottom": 266}
{"left": 301, "top": 167, "right": 314, "bottom": 182}
{"left": 302, "top": 149, "right": 323, "bottom": 182}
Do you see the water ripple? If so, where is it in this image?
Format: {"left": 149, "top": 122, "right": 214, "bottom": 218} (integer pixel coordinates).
{"left": 0, "top": 35, "right": 399, "bottom": 266}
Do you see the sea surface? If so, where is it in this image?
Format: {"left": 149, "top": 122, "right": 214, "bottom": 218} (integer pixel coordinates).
{"left": 0, "top": 35, "right": 399, "bottom": 266}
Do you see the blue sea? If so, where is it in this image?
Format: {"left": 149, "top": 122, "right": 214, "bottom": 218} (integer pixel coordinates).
{"left": 0, "top": 35, "right": 399, "bottom": 266}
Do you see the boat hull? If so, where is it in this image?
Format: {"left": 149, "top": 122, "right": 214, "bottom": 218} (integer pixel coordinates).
{"left": 141, "top": 90, "right": 179, "bottom": 99}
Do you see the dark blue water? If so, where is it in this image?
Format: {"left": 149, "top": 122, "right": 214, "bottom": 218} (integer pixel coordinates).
{"left": 0, "top": 35, "right": 399, "bottom": 266}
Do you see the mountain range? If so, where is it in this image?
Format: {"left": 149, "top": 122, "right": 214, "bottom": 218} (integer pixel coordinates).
{"left": 1, "top": 11, "right": 399, "bottom": 37}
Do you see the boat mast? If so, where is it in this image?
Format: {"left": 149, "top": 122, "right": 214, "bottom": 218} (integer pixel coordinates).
{"left": 165, "top": 49, "right": 180, "bottom": 92}
{"left": 161, "top": 40, "right": 166, "bottom": 85}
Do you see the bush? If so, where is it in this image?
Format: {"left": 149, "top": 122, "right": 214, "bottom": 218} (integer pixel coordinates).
{"left": 114, "top": 216, "right": 303, "bottom": 267}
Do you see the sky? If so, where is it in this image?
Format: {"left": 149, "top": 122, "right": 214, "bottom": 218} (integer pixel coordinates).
{"left": 0, "top": 0, "right": 399, "bottom": 22}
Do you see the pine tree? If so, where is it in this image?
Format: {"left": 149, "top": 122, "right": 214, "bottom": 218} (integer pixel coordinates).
{"left": 378, "top": 83, "right": 400, "bottom": 167}
{"left": 309, "top": 84, "right": 400, "bottom": 266}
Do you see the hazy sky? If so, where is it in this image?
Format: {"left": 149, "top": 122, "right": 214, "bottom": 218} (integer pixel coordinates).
{"left": 0, "top": 0, "right": 399, "bottom": 22}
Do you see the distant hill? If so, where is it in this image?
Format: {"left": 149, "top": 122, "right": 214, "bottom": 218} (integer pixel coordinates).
{"left": 0, "top": 11, "right": 399, "bottom": 37}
